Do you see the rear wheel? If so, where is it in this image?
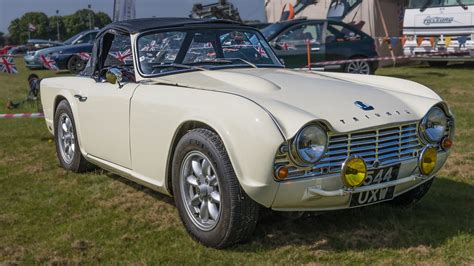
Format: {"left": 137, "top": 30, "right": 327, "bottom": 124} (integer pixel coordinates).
{"left": 390, "top": 178, "right": 434, "bottom": 206}
{"left": 344, "top": 57, "right": 374, "bottom": 74}
{"left": 67, "top": 55, "right": 86, "bottom": 74}
{"left": 172, "top": 129, "right": 259, "bottom": 248}
{"left": 54, "top": 100, "right": 90, "bottom": 172}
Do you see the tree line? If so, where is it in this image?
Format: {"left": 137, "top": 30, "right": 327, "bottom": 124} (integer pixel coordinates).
{"left": 5, "top": 9, "right": 111, "bottom": 45}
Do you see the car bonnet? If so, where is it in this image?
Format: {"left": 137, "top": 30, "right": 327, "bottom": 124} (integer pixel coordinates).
{"left": 147, "top": 68, "right": 442, "bottom": 139}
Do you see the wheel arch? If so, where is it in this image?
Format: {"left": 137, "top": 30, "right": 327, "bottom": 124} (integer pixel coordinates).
{"left": 165, "top": 120, "right": 218, "bottom": 196}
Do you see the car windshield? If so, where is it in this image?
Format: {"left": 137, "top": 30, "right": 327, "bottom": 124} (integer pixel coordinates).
{"left": 261, "top": 23, "right": 286, "bottom": 39}
{"left": 408, "top": 0, "right": 474, "bottom": 8}
{"left": 137, "top": 28, "right": 282, "bottom": 76}
{"left": 63, "top": 32, "right": 84, "bottom": 45}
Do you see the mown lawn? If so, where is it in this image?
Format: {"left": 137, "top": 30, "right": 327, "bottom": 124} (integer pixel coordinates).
{"left": 0, "top": 60, "right": 473, "bottom": 265}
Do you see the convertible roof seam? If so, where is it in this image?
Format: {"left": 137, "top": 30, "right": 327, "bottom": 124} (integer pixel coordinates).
{"left": 98, "top": 17, "right": 242, "bottom": 36}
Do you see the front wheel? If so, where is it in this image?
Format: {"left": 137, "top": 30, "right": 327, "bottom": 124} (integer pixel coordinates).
{"left": 172, "top": 129, "right": 259, "bottom": 248}
{"left": 344, "top": 57, "right": 374, "bottom": 74}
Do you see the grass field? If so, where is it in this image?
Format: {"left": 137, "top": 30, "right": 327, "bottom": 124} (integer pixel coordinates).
{"left": 0, "top": 60, "right": 473, "bottom": 265}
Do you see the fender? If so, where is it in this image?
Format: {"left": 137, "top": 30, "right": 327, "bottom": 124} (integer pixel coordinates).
{"left": 130, "top": 84, "right": 286, "bottom": 207}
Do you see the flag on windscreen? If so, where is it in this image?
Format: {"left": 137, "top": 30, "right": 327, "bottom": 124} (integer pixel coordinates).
{"left": 0, "top": 57, "right": 18, "bottom": 74}
{"left": 109, "top": 49, "right": 132, "bottom": 63}
{"left": 40, "top": 54, "right": 59, "bottom": 71}
{"left": 28, "top": 23, "right": 37, "bottom": 32}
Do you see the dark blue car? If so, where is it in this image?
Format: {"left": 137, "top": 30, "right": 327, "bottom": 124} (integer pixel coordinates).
{"left": 24, "top": 30, "right": 98, "bottom": 73}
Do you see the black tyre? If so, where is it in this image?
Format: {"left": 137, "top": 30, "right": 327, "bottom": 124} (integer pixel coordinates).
{"left": 428, "top": 61, "right": 448, "bottom": 67}
{"left": 54, "top": 100, "right": 90, "bottom": 173}
{"left": 344, "top": 56, "right": 374, "bottom": 75}
{"left": 172, "top": 129, "right": 259, "bottom": 248}
{"left": 67, "top": 55, "right": 86, "bottom": 74}
{"left": 390, "top": 178, "right": 434, "bottom": 206}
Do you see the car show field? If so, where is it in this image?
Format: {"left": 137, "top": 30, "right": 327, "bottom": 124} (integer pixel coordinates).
{"left": 0, "top": 59, "right": 473, "bottom": 264}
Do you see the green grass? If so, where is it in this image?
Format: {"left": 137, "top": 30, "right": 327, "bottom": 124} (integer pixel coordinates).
{"left": 0, "top": 60, "right": 473, "bottom": 265}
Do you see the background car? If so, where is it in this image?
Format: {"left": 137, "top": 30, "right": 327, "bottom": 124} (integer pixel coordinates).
{"left": 24, "top": 43, "right": 93, "bottom": 73}
{"left": 262, "top": 18, "right": 379, "bottom": 74}
{"left": 0, "top": 45, "right": 16, "bottom": 55}
{"left": 24, "top": 30, "right": 98, "bottom": 73}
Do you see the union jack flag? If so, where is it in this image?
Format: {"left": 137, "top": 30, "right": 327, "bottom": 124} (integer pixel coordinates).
{"left": 0, "top": 56, "right": 18, "bottom": 74}
{"left": 40, "top": 54, "right": 59, "bottom": 71}
{"left": 140, "top": 41, "right": 160, "bottom": 52}
{"left": 78, "top": 52, "right": 91, "bottom": 61}
{"left": 109, "top": 48, "right": 132, "bottom": 63}
{"left": 256, "top": 45, "right": 268, "bottom": 58}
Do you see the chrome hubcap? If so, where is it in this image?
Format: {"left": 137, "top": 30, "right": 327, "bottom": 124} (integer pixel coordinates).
{"left": 347, "top": 61, "right": 371, "bottom": 74}
{"left": 57, "top": 113, "right": 75, "bottom": 164}
{"left": 180, "top": 151, "right": 221, "bottom": 231}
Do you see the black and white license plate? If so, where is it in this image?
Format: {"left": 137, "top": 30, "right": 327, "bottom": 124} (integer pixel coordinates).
{"left": 350, "top": 164, "right": 400, "bottom": 207}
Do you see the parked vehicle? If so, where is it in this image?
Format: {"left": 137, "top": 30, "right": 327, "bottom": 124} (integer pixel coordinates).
{"left": 7, "top": 45, "right": 28, "bottom": 56}
{"left": 24, "top": 43, "right": 93, "bottom": 73}
{"left": 24, "top": 30, "right": 98, "bottom": 73}
{"left": 403, "top": 0, "right": 474, "bottom": 66}
{"left": 0, "top": 45, "right": 16, "bottom": 55}
{"left": 262, "top": 18, "right": 379, "bottom": 74}
{"left": 41, "top": 18, "right": 453, "bottom": 248}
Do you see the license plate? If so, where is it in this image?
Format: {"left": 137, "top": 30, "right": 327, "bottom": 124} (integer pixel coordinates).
{"left": 350, "top": 164, "right": 400, "bottom": 207}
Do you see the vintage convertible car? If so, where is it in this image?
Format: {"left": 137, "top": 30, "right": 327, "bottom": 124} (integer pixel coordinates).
{"left": 40, "top": 18, "right": 454, "bottom": 248}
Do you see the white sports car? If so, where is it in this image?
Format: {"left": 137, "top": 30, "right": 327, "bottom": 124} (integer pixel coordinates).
{"left": 40, "top": 18, "right": 454, "bottom": 248}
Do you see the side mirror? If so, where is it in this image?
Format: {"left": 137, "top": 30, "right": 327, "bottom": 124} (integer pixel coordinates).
{"left": 272, "top": 42, "right": 282, "bottom": 50}
{"left": 106, "top": 67, "right": 124, "bottom": 88}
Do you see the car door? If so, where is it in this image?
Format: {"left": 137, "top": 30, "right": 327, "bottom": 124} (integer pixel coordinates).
{"left": 324, "top": 22, "right": 368, "bottom": 62}
{"left": 271, "top": 22, "right": 325, "bottom": 68}
{"left": 75, "top": 34, "right": 137, "bottom": 169}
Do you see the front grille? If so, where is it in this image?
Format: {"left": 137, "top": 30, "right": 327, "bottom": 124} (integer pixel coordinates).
{"left": 275, "top": 123, "right": 422, "bottom": 179}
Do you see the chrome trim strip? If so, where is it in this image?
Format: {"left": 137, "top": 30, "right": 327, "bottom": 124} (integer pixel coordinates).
{"left": 307, "top": 175, "right": 434, "bottom": 197}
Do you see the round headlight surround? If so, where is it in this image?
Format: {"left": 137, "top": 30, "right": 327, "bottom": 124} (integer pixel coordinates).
{"left": 290, "top": 124, "right": 328, "bottom": 166}
{"left": 420, "top": 106, "right": 448, "bottom": 144}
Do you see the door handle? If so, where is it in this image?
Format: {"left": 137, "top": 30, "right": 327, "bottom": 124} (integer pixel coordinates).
{"left": 311, "top": 47, "right": 321, "bottom": 51}
{"left": 74, "top": 94, "right": 88, "bottom": 102}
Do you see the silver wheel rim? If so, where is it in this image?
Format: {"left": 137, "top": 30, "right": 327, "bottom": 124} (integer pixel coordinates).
{"left": 180, "top": 151, "right": 221, "bottom": 231}
{"left": 347, "top": 61, "right": 371, "bottom": 74}
{"left": 57, "top": 113, "right": 75, "bottom": 164}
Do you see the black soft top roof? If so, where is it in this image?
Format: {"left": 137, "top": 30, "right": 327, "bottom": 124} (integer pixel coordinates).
{"left": 99, "top": 17, "right": 242, "bottom": 35}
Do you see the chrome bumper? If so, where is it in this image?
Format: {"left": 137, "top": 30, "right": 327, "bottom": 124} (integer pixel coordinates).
{"left": 307, "top": 174, "right": 434, "bottom": 197}
{"left": 270, "top": 151, "right": 448, "bottom": 211}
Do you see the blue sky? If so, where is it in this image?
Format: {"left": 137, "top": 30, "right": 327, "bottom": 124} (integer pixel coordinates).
{"left": 0, "top": 0, "right": 266, "bottom": 33}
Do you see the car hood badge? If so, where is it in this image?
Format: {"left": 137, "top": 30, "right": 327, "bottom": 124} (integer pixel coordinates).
{"left": 354, "top": 101, "right": 374, "bottom": 111}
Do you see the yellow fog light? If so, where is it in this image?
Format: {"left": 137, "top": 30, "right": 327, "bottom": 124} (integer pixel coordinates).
{"left": 341, "top": 156, "right": 367, "bottom": 187}
{"left": 419, "top": 146, "right": 438, "bottom": 176}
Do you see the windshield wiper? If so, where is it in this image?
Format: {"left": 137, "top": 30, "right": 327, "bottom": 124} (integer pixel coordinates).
{"left": 200, "top": 58, "right": 258, "bottom": 69}
{"left": 151, "top": 63, "right": 206, "bottom": 71}
{"left": 456, "top": 0, "right": 468, "bottom": 10}
{"left": 420, "top": 0, "right": 433, "bottom": 12}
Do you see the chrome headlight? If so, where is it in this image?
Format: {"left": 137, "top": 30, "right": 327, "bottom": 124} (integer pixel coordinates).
{"left": 420, "top": 106, "right": 448, "bottom": 143}
{"left": 290, "top": 124, "right": 327, "bottom": 165}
